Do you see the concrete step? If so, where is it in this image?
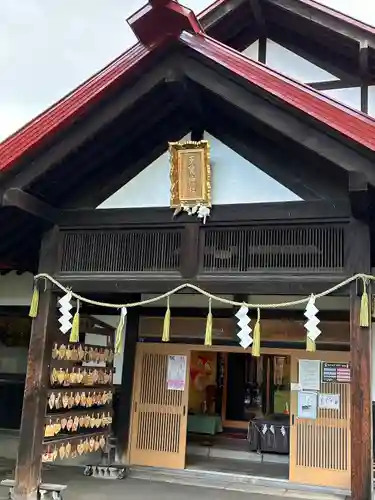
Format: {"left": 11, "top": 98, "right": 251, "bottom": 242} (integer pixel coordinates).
{"left": 129, "top": 465, "right": 349, "bottom": 500}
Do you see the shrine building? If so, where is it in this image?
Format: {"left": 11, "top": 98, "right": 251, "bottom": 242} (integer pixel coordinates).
{"left": 1, "top": 1, "right": 375, "bottom": 500}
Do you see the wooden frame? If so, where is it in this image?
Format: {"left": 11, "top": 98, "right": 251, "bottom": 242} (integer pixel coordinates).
{"left": 169, "top": 140, "right": 211, "bottom": 208}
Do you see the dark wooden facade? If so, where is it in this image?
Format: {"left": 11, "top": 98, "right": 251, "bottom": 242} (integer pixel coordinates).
{"left": 1, "top": 1, "right": 375, "bottom": 499}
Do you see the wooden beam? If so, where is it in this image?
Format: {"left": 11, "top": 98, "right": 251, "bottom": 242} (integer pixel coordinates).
{"left": 199, "top": 0, "right": 245, "bottom": 31}
{"left": 359, "top": 41, "right": 370, "bottom": 113}
{"left": 348, "top": 172, "right": 370, "bottom": 221}
{"left": 180, "top": 223, "right": 200, "bottom": 279}
{"left": 13, "top": 227, "right": 59, "bottom": 500}
{"left": 249, "top": 0, "right": 266, "bottom": 37}
{"left": 65, "top": 107, "right": 190, "bottom": 209}
{"left": 2, "top": 188, "right": 59, "bottom": 223}
{"left": 266, "top": 0, "right": 375, "bottom": 44}
{"left": 307, "top": 79, "right": 359, "bottom": 91}
{"left": 2, "top": 59, "right": 173, "bottom": 192}
{"left": 55, "top": 274, "right": 350, "bottom": 297}
{"left": 115, "top": 301, "right": 140, "bottom": 462}
{"left": 182, "top": 55, "right": 375, "bottom": 184}
{"left": 269, "top": 27, "right": 360, "bottom": 83}
{"left": 206, "top": 120, "right": 347, "bottom": 200}
{"left": 347, "top": 219, "right": 372, "bottom": 500}
{"left": 258, "top": 36, "right": 267, "bottom": 63}
{"left": 59, "top": 200, "right": 351, "bottom": 227}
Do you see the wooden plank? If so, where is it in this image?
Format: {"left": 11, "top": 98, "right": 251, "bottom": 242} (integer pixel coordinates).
{"left": 206, "top": 122, "right": 347, "bottom": 200}
{"left": 347, "top": 219, "right": 372, "bottom": 500}
{"left": 2, "top": 188, "right": 60, "bottom": 224}
{"left": 266, "top": 0, "right": 375, "bottom": 43}
{"left": 115, "top": 304, "right": 140, "bottom": 462}
{"left": 307, "top": 79, "right": 359, "bottom": 91}
{"left": 59, "top": 200, "right": 351, "bottom": 227}
{"left": 55, "top": 274, "right": 350, "bottom": 296}
{"left": 182, "top": 57, "right": 375, "bottom": 184}
{"left": 180, "top": 223, "right": 200, "bottom": 279}
{"left": 13, "top": 227, "right": 59, "bottom": 500}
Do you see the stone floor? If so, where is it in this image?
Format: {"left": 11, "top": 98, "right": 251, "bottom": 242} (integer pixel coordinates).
{"left": 0, "top": 463, "right": 298, "bottom": 500}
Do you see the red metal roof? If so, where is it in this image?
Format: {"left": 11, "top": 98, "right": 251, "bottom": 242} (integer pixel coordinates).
{"left": 1, "top": 0, "right": 375, "bottom": 175}
{"left": 181, "top": 32, "right": 375, "bottom": 151}
{"left": 0, "top": 43, "right": 153, "bottom": 173}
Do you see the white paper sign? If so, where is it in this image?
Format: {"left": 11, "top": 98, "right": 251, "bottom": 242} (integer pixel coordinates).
{"left": 167, "top": 355, "right": 187, "bottom": 391}
{"left": 297, "top": 391, "right": 318, "bottom": 419}
{"left": 319, "top": 393, "right": 340, "bottom": 411}
{"left": 299, "top": 359, "right": 321, "bottom": 391}
{"left": 291, "top": 383, "right": 302, "bottom": 391}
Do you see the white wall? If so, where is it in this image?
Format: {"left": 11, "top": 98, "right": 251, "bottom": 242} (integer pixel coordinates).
{"left": 0, "top": 344, "right": 28, "bottom": 374}
{"left": 264, "top": 40, "right": 336, "bottom": 83}
{"left": 322, "top": 87, "right": 361, "bottom": 112}
{"left": 98, "top": 133, "right": 301, "bottom": 209}
{"left": 369, "top": 86, "right": 375, "bottom": 117}
{"left": 0, "top": 272, "right": 34, "bottom": 306}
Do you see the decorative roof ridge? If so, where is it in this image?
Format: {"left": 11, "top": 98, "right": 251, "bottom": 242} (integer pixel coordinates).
{"left": 180, "top": 31, "right": 375, "bottom": 150}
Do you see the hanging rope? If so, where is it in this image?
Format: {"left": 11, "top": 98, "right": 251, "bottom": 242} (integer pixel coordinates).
{"left": 32, "top": 272, "right": 374, "bottom": 311}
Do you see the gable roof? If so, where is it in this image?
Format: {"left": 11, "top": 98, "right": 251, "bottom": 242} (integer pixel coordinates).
{"left": 1, "top": 0, "right": 375, "bottom": 176}
{"left": 182, "top": 32, "right": 375, "bottom": 150}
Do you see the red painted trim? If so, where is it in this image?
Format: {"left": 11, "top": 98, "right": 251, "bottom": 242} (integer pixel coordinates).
{"left": 0, "top": 43, "right": 152, "bottom": 172}
{"left": 181, "top": 32, "right": 375, "bottom": 150}
{"left": 1, "top": 0, "right": 375, "bottom": 176}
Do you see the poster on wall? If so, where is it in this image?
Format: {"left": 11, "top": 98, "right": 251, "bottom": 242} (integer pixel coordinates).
{"left": 167, "top": 355, "right": 187, "bottom": 391}
{"left": 298, "top": 359, "right": 321, "bottom": 391}
{"left": 321, "top": 362, "right": 351, "bottom": 383}
{"left": 297, "top": 391, "right": 318, "bottom": 419}
{"left": 318, "top": 393, "right": 340, "bottom": 411}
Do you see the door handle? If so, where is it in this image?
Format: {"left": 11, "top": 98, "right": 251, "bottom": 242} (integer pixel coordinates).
{"left": 183, "top": 406, "right": 186, "bottom": 416}
{"left": 292, "top": 414, "right": 295, "bottom": 425}
{"left": 134, "top": 402, "right": 138, "bottom": 413}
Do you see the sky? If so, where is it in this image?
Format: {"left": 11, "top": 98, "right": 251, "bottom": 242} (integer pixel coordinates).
{"left": 0, "top": 0, "right": 374, "bottom": 142}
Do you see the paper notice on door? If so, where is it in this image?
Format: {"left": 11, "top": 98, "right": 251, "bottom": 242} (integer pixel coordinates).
{"left": 167, "top": 355, "right": 187, "bottom": 391}
{"left": 318, "top": 393, "right": 340, "bottom": 411}
{"left": 291, "top": 383, "right": 302, "bottom": 391}
{"left": 297, "top": 391, "right": 318, "bottom": 420}
{"left": 298, "top": 359, "right": 321, "bottom": 391}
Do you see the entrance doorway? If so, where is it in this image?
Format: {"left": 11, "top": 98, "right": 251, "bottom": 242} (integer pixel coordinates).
{"left": 128, "top": 343, "right": 351, "bottom": 489}
{"left": 186, "top": 350, "right": 290, "bottom": 479}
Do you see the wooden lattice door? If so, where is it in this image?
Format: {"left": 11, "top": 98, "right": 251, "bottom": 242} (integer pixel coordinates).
{"left": 289, "top": 352, "right": 351, "bottom": 489}
{"left": 129, "top": 343, "right": 190, "bottom": 469}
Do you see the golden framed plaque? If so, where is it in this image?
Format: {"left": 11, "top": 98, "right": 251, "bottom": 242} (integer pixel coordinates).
{"left": 169, "top": 140, "right": 211, "bottom": 209}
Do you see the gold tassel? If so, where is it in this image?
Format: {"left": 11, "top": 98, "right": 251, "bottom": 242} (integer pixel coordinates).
{"left": 360, "top": 279, "right": 369, "bottom": 327}
{"left": 306, "top": 336, "right": 316, "bottom": 352}
{"left": 29, "top": 281, "right": 40, "bottom": 318}
{"left": 115, "top": 307, "right": 127, "bottom": 354}
{"left": 162, "top": 297, "right": 171, "bottom": 342}
{"left": 252, "top": 308, "right": 261, "bottom": 357}
{"left": 69, "top": 300, "right": 80, "bottom": 343}
{"left": 204, "top": 299, "right": 213, "bottom": 346}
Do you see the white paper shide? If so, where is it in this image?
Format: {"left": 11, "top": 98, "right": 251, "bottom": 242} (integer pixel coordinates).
{"left": 304, "top": 294, "right": 321, "bottom": 343}
{"left": 235, "top": 305, "right": 253, "bottom": 349}
{"left": 58, "top": 292, "right": 73, "bottom": 334}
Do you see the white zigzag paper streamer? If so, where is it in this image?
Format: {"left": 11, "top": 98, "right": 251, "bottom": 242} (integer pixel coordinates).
{"left": 58, "top": 292, "right": 73, "bottom": 334}
{"left": 304, "top": 295, "right": 321, "bottom": 342}
{"left": 235, "top": 305, "right": 253, "bottom": 349}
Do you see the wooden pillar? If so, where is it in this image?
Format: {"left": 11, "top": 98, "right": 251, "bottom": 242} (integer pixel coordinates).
{"left": 116, "top": 304, "right": 140, "bottom": 462}
{"left": 348, "top": 219, "right": 373, "bottom": 500}
{"left": 13, "top": 227, "right": 59, "bottom": 500}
